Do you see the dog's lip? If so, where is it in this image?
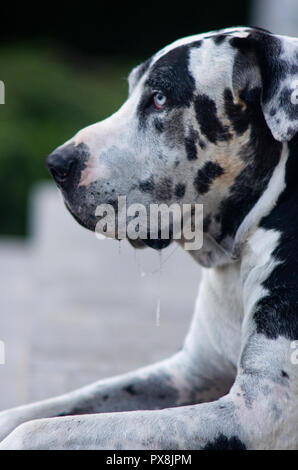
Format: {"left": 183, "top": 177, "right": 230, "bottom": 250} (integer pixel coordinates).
{"left": 127, "top": 237, "right": 173, "bottom": 250}
{"left": 142, "top": 238, "right": 173, "bottom": 250}
{"left": 64, "top": 201, "right": 95, "bottom": 231}
{"left": 64, "top": 202, "right": 173, "bottom": 250}
{"left": 141, "top": 226, "right": 174, "bottom": 250}
{"left": 127, "top": 238, "right": 147, "bottom": 249}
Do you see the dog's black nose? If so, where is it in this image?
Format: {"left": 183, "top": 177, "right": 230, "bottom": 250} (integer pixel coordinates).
{"left": 46, "top": 143, "right": 79, "bottom": 185}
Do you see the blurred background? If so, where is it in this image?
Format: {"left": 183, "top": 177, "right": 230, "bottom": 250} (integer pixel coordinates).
{"left": 0, "top": 0, "right": 297, "bottom": 410}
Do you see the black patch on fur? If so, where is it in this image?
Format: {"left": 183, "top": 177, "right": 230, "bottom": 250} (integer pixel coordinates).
{"left": 195, "top": 94, "right": 232, "bottom": 143}
{"left": 216, "top": 87, "right": 282, "bottom": 242}
{"left": 153, "top": 118, "right": 164, "bottom": 132}
{"left": 203, "top": 214, "right": 211, "bottom": 232}
{"left": 224, "top": 88, "right": 250, "bottom": 135}
{"left": 191, "top": 40, "right": 202, "bottom": 49}
{"left": 185, "top": 128, "right": 199, "bottom": 161}
{"left": 253, "top": 134, "right": 298, "bottom": 340}
{"left": 158, "top": 394, "right": 166, "bottom": 400}
{"left": 174, "top": 183, "right": 186, "bottom": 198}
{"left": 139, "top": 176, "right": 155, "bottom": 193}
{"left": 281, "top": 370, "right": 289, "bottom": 379}
{"left": 213, "top": 34, "right": 227, "bottom": 45}
{"left": 203, "top": 434, "right": 246, "bottom": 450}
{"left": 270, "top": 108, "right": 277, "bottom": 117}
{"left": 145, "top": 44, "right": 196, "bottom": 105}
{"left": 286, "top": 126, "right": 296, "bottom": 138}
{"left": 194, "top": 161, "right": 224, "bottom": 194}
{"left": 123, "top": 385, "right": 137, "bottom": 395}
{"left": 199, "top": 139, "right": 206, "bottom": 150}
{"left": 155, "top": 177, "right": 173, "bottom": 200}
{"left": 254, "top": 294, "right": 298, "bottom": 339}
{"left": 279, "top": 87, "right": 298, "bottom": 120}
{"left": 137, "top": 41, "right": 201, "bottom": 127}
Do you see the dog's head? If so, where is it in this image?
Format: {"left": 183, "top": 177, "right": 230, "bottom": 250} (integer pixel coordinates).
{"left": 46, "top": 27, "right": 298, "bottom": 264}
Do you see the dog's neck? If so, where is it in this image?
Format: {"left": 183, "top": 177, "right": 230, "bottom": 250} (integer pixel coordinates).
{"left": 185, "top": 142, "right": 289, "bottom": 268}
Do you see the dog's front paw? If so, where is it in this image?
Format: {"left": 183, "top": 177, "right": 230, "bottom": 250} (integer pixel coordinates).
{"left": 0, "top": 417, "right": 79, "bottom": 450}
{"left": 0, "top": 423, "right": 27, "bottom": 450}
{"left": 0, "top": 407, "right": 38, "bottom": 444}
{"left": 0, "top": 419, "right": 47, "bottom": 450}
{"left": 0, "top": 410, "right": 23, "bottom": 443}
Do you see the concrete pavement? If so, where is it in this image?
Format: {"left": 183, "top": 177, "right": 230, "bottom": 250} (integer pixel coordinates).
{"left": 0, "top": 183, "right": 201, "bottom": 410}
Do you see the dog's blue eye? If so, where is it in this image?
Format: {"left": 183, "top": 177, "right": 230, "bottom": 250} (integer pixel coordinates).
{"left": 153, "top": 92, "right": 167, "bottom": 110}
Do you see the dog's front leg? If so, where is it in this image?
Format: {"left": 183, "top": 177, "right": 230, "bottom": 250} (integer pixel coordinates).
{"left": 1, "top": 332, "right": 296, "bottom": 450}
{"left": 0, "top": 402, "right": 244, "bottom": 450}
{"left": 0, "top": 332, "right": 233, "bottom": 443}
{"left": 0, "top": 270, "right": 238, "bottom": 442}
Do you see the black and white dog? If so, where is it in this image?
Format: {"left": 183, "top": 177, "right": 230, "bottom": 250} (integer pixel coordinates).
{"left": 0, "top": 26, "right": 298, "bottom": 450}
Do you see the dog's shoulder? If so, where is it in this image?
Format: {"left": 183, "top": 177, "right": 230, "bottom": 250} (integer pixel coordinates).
{"left": 250, "top": 136, "right": 298, "bottom": 341}
{"left": 260, "top": 135, "right": 298, "bottom": 256}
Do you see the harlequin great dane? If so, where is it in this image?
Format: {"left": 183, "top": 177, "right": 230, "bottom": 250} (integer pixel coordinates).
{"left": 1, "top": 26, "right": 298, "bottom": 450}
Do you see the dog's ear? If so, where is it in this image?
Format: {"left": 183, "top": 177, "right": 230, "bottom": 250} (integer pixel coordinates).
{"left": 230, "top": 30, "right": 298, "bottom": 141}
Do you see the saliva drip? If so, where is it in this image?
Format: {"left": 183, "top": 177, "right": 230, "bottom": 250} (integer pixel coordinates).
{"left": 156, "top": 250, "right": 162, "bottom": 327}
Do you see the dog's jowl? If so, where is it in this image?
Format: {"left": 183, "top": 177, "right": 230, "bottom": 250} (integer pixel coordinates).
{"left": 1, "top": 26, "right": 298, "bottom": 450}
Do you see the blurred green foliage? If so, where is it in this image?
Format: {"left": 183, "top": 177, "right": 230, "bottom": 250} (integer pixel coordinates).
{"left": 0, "top": 45, "right": 134, "bottom": 235}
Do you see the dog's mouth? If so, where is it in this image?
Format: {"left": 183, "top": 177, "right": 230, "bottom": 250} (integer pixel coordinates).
{"left": 128, "top": 238, "right": 173, "bottom": 250}
{"left": 127, "top": 238, "right": 147, "bottom": 249}
{"left": 65, "top": 201, "right": 174, "bottom": 251}
{"left": 128, "top": 228, "right": 174, "bottom": 250}
{"left": 142, "top": 238, "right": 173, "bottom": 250}
{"left": 65, "top": 201, "right": 96, "bottom": 231}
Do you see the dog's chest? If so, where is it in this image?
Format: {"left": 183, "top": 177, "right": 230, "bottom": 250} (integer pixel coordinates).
{"left": 189, "top": 262, "right": 244, "bottom": 368}
{"left": 205, "top": 263, "right": 244, "bottom": 365}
